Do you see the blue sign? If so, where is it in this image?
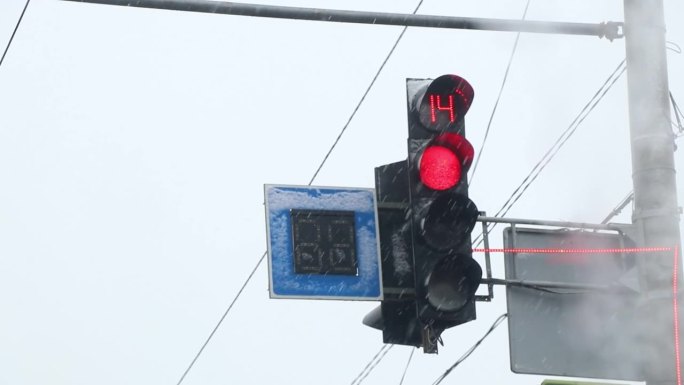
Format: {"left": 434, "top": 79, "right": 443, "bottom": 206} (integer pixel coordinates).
{"left": 264, "top": 184, "right": 382, "bottom": 300}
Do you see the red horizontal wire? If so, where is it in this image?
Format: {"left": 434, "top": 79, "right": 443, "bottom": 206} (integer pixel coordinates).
{"left": 674, "top": 246, "right": 682, "bottom": 385}
{"left": 472, "top": 247, "right": 672, "bottom": 254}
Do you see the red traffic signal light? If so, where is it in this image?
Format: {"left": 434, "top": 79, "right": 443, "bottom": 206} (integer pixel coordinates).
{"left": 418, "top": 133, "right": 474, "bottom": 191}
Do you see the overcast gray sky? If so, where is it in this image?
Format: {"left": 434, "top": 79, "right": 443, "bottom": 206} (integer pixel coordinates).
{"left": 1, "top": 0, "right": 684, "bottom": 384}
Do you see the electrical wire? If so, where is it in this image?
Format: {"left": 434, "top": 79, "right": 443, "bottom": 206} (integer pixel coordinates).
{"left": 323, "top": 1, "right": 438, "bottom": 381}
{"left": 492, "top": 58, "right": 625, "bottom": 217}
{"left": 177, "top": 1, "right": 425, "bottom": 382}
{"left": 175, "top": 251, "right": 266, "bottom": 385}
{"left": 667, "top": 40, "right": 682, "bottom": 54}
{"left": 0, "top": 0, "right": 31, "bottom": 69}
{"left": 469, "top": 0, "right": 532, "bottom": 185}
{"left": 351, "top": 344, "right": 394, "bottom": 385}
{"left": 494, "top": 62, "right": 626, "bottom": 218}
{"left": 431, "top": 314, "right": 508, "bottom": 385}
{"left": 398, "top": 348, "right": 415, "bottom": 385}
{"left": 473, "top": 58, "right": 626, "bottom": 247}
{"left": 308, "top": 0, "right": 425, "bottom": 185}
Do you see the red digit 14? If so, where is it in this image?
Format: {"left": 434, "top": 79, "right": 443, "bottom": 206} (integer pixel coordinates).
{"left": 430, "top": 94, "right": 455, "bottom": 123}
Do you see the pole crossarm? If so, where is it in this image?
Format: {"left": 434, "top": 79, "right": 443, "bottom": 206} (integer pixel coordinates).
{"left": 60, "top": 0, "right": 624, "bottom": 40}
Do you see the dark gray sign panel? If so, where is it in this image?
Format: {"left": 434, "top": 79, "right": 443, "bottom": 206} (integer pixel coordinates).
{"left": 503, "top": 227, "right": 642, "bottom": 381}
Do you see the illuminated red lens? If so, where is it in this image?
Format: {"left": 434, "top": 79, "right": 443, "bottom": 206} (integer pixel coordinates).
{"left": 419, "top": 145, "right": 461, "bottom": 190}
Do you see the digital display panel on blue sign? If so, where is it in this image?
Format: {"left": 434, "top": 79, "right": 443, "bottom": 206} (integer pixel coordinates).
{"left": 264, "top": 185, "right": 382, "bottom": 300}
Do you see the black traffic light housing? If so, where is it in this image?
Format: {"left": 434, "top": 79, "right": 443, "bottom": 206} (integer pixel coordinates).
{"left": 407, "top": 75, "right": 482, "bottom": 351}
{"left": 363, "top": 160, "right": 423, "bottom": 347}
{"left": 364, "top": 75, "right": 482, "bottom": 353}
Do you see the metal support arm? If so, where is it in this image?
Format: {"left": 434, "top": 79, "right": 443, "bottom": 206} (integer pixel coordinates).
{"left": 61, "top": 0, "right": 624, "bottom": 40}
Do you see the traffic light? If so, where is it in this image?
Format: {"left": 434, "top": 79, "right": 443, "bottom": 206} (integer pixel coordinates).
{"left": 363, "top": 74, "right": 482, "bottom": 353}
{"left": 363, "top": 160, "right": 422, "bottom": 347}
{"left": 406, "top": 75, "right": 482, "bottom": 352}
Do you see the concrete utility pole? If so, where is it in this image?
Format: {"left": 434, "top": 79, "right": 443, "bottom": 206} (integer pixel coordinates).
{"left": 623, "top": 0, "right": 682, "bottom": 383}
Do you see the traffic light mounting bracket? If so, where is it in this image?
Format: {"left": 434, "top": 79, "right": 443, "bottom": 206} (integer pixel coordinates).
{"left": 471, "top": 215, "right": 633, "bottom": 302}
{"left": 474, "top": 211, "right": 494, "bottom": 302}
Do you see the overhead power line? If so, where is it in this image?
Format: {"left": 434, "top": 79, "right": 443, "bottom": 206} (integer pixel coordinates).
{"left": 325, "top": 0, "right": 430, "bottom": 382}
{"left": 310, "top": 0, "right": 425, "bottom": 184}
{"left": 175, "top": 251, "right": 266, "bottom": 385}
{"left": 473, "top": 58, "right": 627, "bottom": 247}
{"left": 431, "top": 314, "right": 508, "bottom": 385}
{"left": 0, "top": 0, "right": 32, "bottom": 69}
{"left": 350, "top": 344, "right": 394, "bottom": 385}
{"left": 176, "top": 0, "right": 425, "bottom": 382}
{"left": 470, "top": 0, "right": 532, "bottom": 185}
{"left": 666, "top": 40, "right": 682, "bottom": 54}
{"left": 398, "top": 348, "right": 415, "bottom": 385}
